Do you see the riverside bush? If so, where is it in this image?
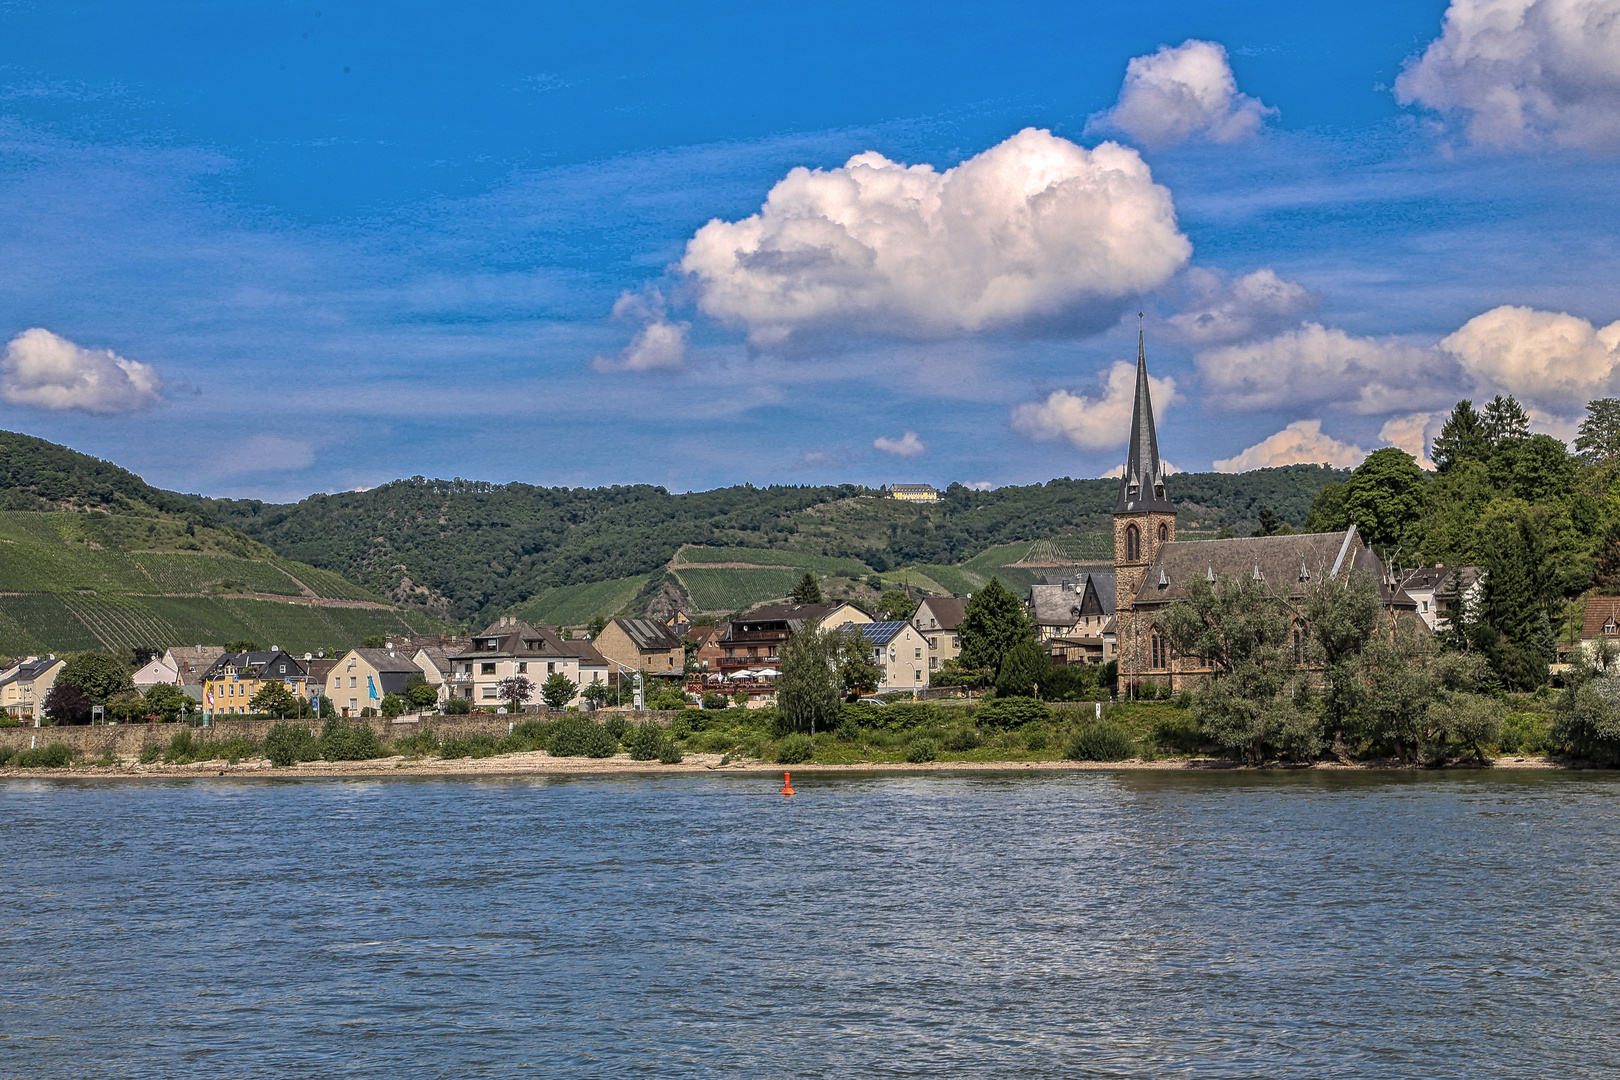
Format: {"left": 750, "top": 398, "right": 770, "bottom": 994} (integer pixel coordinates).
{"left": 906, "top": 736, "right": 938, "bottom": 763}
{"left": 1066, "top": 721, "right": 1134, "bottom": 762}
{"left": 1498, "top": 711, "right": 1553, "bottom": 755}
{"left": 625, "top": 721, "right": 670, "bottom": 761}
{"left": 17, "top": 742, "right": 73, "bottom": 768}
{"left": 547, "top": 716, "right": 619, "bottom": 758}
{"left": 658, "top": 740, "right": 683, "bottom": 764}
{"left": 393, "top": 728, "right": 441, "bottom": 757}
{"left": 163, "top": 731, "right": 259, "bottom": 765}
{"left": 265, "top": 722, "right": 320, "bottom": 766}
{"left": 319, "top": 720, "right": 384, "bottom": 761}
{"left": 775, "top": 733, "right": 812, "bottom": 764}
{"left": 442, "top": 733, "right": 499, "bottom": 759}
{"left": 1019, "top": 721, "right": 1049, "bottom": 753}
{"left": 0, "top": 745, "right": 13, "bottom": 766}
{"left": 941, "top": 725, "right": 981, "bottom": 752}
{"left": 602, "top": 715, "right": 631, "bottom": 742}
{"left": 1150, "top": 713, "right": 1203, "bottom": 754}
{"left": 975, "top": 697, "right": 1051, "bottom": 728}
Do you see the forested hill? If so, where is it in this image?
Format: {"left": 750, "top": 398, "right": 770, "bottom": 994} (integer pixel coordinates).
{"left": 0, "top": 430, "right": 202, "bottom": 517}
{"left": 198, "top": 465, "right": 1348, "bottom": 622}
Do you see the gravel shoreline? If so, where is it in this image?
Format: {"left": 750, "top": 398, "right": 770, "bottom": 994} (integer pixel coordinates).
{"left": 0, "top": 750, "right": 1571, "bottom": 780}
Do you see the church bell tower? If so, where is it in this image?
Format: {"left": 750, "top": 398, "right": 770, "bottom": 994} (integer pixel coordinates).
{"left": 1113, "top": 326, "right": 1177, "bottom": 676}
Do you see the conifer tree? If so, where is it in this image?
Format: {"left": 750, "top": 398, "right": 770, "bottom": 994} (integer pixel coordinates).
{"left": 1431, "top": 399, "right": 1490, "bottom": 473}
{"left": 957, "top": 577, "right": 1034, "bottom": 681}
{"left": 1480, "top": 394, "right": 1530, "bottom": 447}
{"left": 790, "top": 572, "right": 823, "bottom": 604}
{"left": 1576, "top": 398, "right": 1620, "bottom": 465}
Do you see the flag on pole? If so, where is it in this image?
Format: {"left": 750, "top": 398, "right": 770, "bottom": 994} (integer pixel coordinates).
{"left": 368, "top": 675, "right": 379, "bottom": 700}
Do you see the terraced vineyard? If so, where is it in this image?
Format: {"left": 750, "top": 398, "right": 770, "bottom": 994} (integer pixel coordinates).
{"left": 673, "top": 546, "right": 871, "bottom": 576}
{"left": 132, "top": 552, "right": 304, "bottom": 595}
{"left": 672, "top": 567, "right": 802, "bottom": 612}
{"left": 511, "top": 577, "right": 648, "bottom": 628}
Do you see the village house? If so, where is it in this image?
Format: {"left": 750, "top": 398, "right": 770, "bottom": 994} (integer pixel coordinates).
{"left": 1575, "top": 597, "right": 1620, "bottom": 665}
{"left": 1110, "top": 330, "right": 1417, "bottom": 694}
{"left": 593, "top": 618, "right": 686, "bottom": 677}
{"left": 0, "top": 655, "right": 63, "bottom": 722}
{"left": 887, "top": 484, "right": 940, "bottom": 502}
{"left": 844, "top": 620, "right": 930, "bottom": 693}
{"left": 1028, "top": 573, "right": 1117, "bottom": 667}
{"left": 711, "top": 601, "right": 873, "bottom": 679}
{"left": 202, "top": 650, "right": 313, "bottom": 718}
{"left": 913, "top": 596, "right": 965, "bottom": 673}
{"left": 685, "top": 624, "right": 721, "bottom": 671}
{"left": 323, "top": 646, "right": 422, "bottom": 716}
{"left": 446, "top": 617, "right": 608, "bottom": 709}
{"left": 162, "top": 645, "right": 226, "bottom": 701}
{"left": 1398, "top": 565, "right": 1483, "bottom": 633}
{"left": 132, "top": 655, "right": 180, "bottom": 688}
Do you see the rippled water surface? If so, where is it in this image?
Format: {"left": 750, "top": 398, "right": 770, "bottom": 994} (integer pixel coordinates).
{"left": 4, "top": 770, "right": 1620, "bottom": 1078}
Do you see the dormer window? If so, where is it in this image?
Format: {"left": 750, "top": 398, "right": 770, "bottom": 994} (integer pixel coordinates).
{"left": 1127, "top": 484, "right": 1140, "bottom": 501}
{"left": 1606, "top": 619, "right": 1619, "bottom": 637}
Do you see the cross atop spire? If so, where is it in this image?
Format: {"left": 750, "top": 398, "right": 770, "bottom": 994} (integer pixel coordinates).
{"left": 1114, "top": 325, "right": 1174, "bottom": 514}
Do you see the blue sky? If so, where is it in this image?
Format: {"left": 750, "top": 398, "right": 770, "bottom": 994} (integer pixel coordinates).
{"left": 1, "top": 0, "right": 1617, "bottom": 501}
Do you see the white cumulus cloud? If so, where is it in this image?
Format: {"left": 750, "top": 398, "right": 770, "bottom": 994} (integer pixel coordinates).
{"left": 678, "top": 128, "right": 1191, "bottom": 349}
{"left": 1091, "top": 39, "right": 1277, "bottom": 148}
{"left": 1196, "top": 323, "right": 1459, "bottom": 416}
{"left": 1378, "top": 412, "right": 1443, "bottom": 470}
{"left": 1441, "top": 304, "right": 1620, "bottom": 411}
{"left": 960, "top": 480, "right": 995, "bottom": 491}
{"left": 1212, "top": 420, "right": 1370, "bottom": 473}
{"left": 0, "top": 328, "right": 164, "bottom": 414}
{"left": 873, "top": 430, "right": 926, "bottom": 457}
{"left": 1396, "top": 0, "right": 1620, "bottom": 151}
{"left": 1167, "top": 268, "right": 1318, "bottom": 345}
{"left": 593, "top": 288, "right": 689, "bottom": 373}
{"left": 1101, "top": 459, "right": 1179, "bottom": 479}
{"left": 1010, "top": 361, "right": 1179, "bottom": 451}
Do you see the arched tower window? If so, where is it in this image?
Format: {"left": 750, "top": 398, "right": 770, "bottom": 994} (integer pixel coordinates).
{"left": 1157, "top": 522, "right": 1168, "bottom": 545}
{"left": 1125, "top": 524, "right": 1140, "bottom": 561}
{"left": 1150, "top": 628, "right": 1165, "bottom": 669}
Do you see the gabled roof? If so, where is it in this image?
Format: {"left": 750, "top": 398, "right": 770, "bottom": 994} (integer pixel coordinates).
{"left": 915, "top": 596, "right": 966, "bottom": 631}
{"left": 0, "top": 656, "right": 60, "bottom": 686}
{"left": 413, "top": 644, "right": 458, "bottom": 674}
{"left": 202, "top": 651, "right": 308, "bottom": 680}
{"left": 1583, "top": 597, "right": 1620, "bottom": 639}
{"left": 349, "top": 648, "right": 422, "bottom": 674}
{"left": 722, "top": 602, "right": 846, "bottom": 638}
{"left": 612, "top": 618, "right": 685, "bottom": 652}
{"left": 1029, "top": 573, "right": 1116, "bottom": 626}
{"left": 1132, "top": 527, "right": 1414, "bottom": 609}
{"left": 848, "top": 620, "right": 911, "bottom": 646}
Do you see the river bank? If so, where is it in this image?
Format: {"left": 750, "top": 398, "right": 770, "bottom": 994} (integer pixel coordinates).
{"left": 0, "top": 748, "right": 1571, "bottom": 780}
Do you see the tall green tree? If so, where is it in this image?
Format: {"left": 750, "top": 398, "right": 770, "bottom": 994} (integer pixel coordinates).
{"left": 1343, "top": 448, "right": 1428, "bottom": 562}
{"left": 55, "top": 652, "right": 135, "bottom": 704}
{"left": 877, "top": 589, "right": 915, "bottom": 621}
{"left": 1303, "top": 481, "right": 1350, "bottom": 533}
{"left": 829, "top": 624, "right": 881, "bottom": 698}
{"left": 790, "top": 572, "right": 823, "bottom": 604}
{"left": 995, "top": 639, "right": 1051, "bottom": 698}
{"left": 956, "top": 577, "right": 1034, "bottom": 682}
{"left": 250, "top": 681, "right": 300, "bottom": 717}
{"left": 777, "top": 622, "right": 840, "bottom": 735}
{"left": 540, "top": 672, "right": 577, "bottom": 709}
{"left": 1576, "top": 398, "right": 1620, "bottom": 466}
{"left": 1480, "top": 394, "right": 1530, "bottom": 447}
{"left": 1302, "top": 570, "right": 1384, "bottom": 749}
{"left": 1488, "top": 434, "right": 1577, "bottom": 503}
{"left": 1157, "top": 574, "right": 1317, "bottom": 763}
{"left": 1431, "top": 399, "right": 1491, "bottom": 473}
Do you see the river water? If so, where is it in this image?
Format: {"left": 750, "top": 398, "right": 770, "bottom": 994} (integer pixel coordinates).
{"left": 2, "top": 770, "right": 1618, "bottom": 1078}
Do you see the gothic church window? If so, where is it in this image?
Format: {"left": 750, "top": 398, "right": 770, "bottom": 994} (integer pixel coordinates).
{"left": 1158, "top": 522, "right": 1168, "bottom": 544}
{"left": 1126, "top": 524, "right": 1140, "bottom": 561}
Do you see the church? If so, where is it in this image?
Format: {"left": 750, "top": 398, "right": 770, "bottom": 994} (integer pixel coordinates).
{"left": 1110, "top": 332, "right": 1417, "bottom": 693}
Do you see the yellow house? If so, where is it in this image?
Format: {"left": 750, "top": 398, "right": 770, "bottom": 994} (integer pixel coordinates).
{"left": 202, "top": 650, "right": 312, "bottom": 718}
{"left": 888, "top": 484, "right": 939, "bottom": 502}
{"left": 0, "top": 656, "right": 65, "bottom": 722}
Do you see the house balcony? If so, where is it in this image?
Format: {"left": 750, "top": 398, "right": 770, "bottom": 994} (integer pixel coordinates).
{"left": 715, "top": 654, "right": 779, "bottom": 669}
{"left": 719, "top": 629, "right": 789, "bottom": 645}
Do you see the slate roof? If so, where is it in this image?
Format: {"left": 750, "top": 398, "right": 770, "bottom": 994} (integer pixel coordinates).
{"left": 1114, "top": 330, "right": 1174, "bottom": 515}
{"left": 165, "top": 645, "right": 226, "bottom": 686}
{"left": 1029, "top": 573, "right": 1116, "bottom": 626}
{"left": 0, "top": 656, "right": 59, "bottom": 687}
{"left": 351, "top": 647, "right": 423, "bottom": 673}
{"left": 915, "top": 597, "right": 966, "bottom": 631}
{"left": 612, "top": 618, "right": 685, "bottom": 652}
{"left": 724, "top": 602, "right": 846, "bottom": 637}
{"left": 1583, "top": 597, "right": 1620, "bottom": 639}
{"left": 1131, "top": 526, "right": 1414, "bottom": 609}
{"left": 413, "top": 644, "right": 458, "bottom": 676}
{"left": 1399, "top": 565, "right": 1481, "bottom": 596}
{"left": 202, "top": 650, "right": 310, "bottom": 680}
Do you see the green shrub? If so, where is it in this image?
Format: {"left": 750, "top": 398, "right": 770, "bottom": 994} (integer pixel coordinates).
{"left": 1498, "top": 711, "right": 1553, "bottom": 755}
{"left": 17, "top": 742, "right": 74, "bottom": 768}
{"left": 873, "top": 702, "right": 939, "bottom": 730}
{"left": 646, "top": 688, "right": 690, "bottom": 711}
{"left": 688, "top": 729, "right": 737, "bottom": 753}
{"left": 906, "top": 737, "right": 938, "bottom": 763}
{"left": 834, "top": 717, "right": 862, "bottom": 741}
{"left": 625, "top": 721, "right": 670, "bottom": 761}
{"left": 702, "top": 692, "right": 730, "bottom": 710}
{"left": 319, "top": 720, "right": 384, "bottom": 761}
{"left": 1020, "top": 722, "right": 1050, "bottom": 753}
{"left": 602, "top": 715, "right": 631, "bottom": 741}
{"left": 393, "top": 728, "right": 442, "bottom": 757}
{"left": 775, "top": 733, "right": 813, "bottom": 764}
{"left": 975, "top": 697, "right": 1052, "bottom": 728}
{"left": 1150, "top": 713, "right": 1203, "bottom": 754}
{"left": 942, "top": 726, "right": 981, "bottom": 752}
{"left": 0, "top": 718, "right": 19, "bottom": 728}
{"left": 138, "top": 743, "right": 162, "bottom": 764}
{"left": 668, "top": 714, "right": 694, "bottom": 740}
{"left": 547, "top": 716, "right": 620, "bottom": 758}
{"left": 442, "top": 733, "right": 499, "bottom": 759}
{"left": 443, "top": 696, "right": 472, "bottom": 715}
{"left": 1066, "top": 721, "right": 1134, "bottom": 762}
{"left": 0, "top": 745, "right": 14, "bottom": 766}
{"left": 658, "top": 741, "right": 684, "bottom": 764}
{"left": 265, "top": 722, "right": 320, "bottom": 766}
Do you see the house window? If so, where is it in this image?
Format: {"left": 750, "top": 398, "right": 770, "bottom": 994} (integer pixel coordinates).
{"left": 930, "top": 657, "right": 938, "bottom": 670}
{"left": 518, "top": 662, "right": 528, "bottom": 673}
{"left": 927, "top": 637, "right": 937, "bottom": 649}
{"left": 482, "top": 687, "right": 498, "bottom": 699}
{"left": 349, "top": 676, "right": 357, "bottom": 688}
{"left": 548, "top": 662, "right": 556, "bottom": 674}
{"left": 1422, "top": 600, "right": 1429, "bottom": 612}
{"left": 1126, "top": 524, "right": 1140, "bottom": 561}
{"left": 278, "top": 664, "right": 287, "bottom": 674}
{"left": 1293, "top": 626, "right": 1303, "bottom": 662}
{"left": 915, "top": 648, "right": 922, "bottom": 659}
{"left": 481, "top": 662, "right": 496, "bottom": 675}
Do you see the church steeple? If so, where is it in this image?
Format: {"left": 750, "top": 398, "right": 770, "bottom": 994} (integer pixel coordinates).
{"left": 1114, "top": 325, "right": 1174, "bottom": 514}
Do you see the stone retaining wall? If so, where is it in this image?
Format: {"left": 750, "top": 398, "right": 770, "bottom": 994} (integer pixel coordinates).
{"left": 0, "top": 708, "right": 691, "bottom": 760}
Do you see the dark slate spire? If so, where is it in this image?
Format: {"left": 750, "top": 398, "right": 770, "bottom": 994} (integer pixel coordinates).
{"left": 1114, "top": 325, "right": 1174, "bottom": 514}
